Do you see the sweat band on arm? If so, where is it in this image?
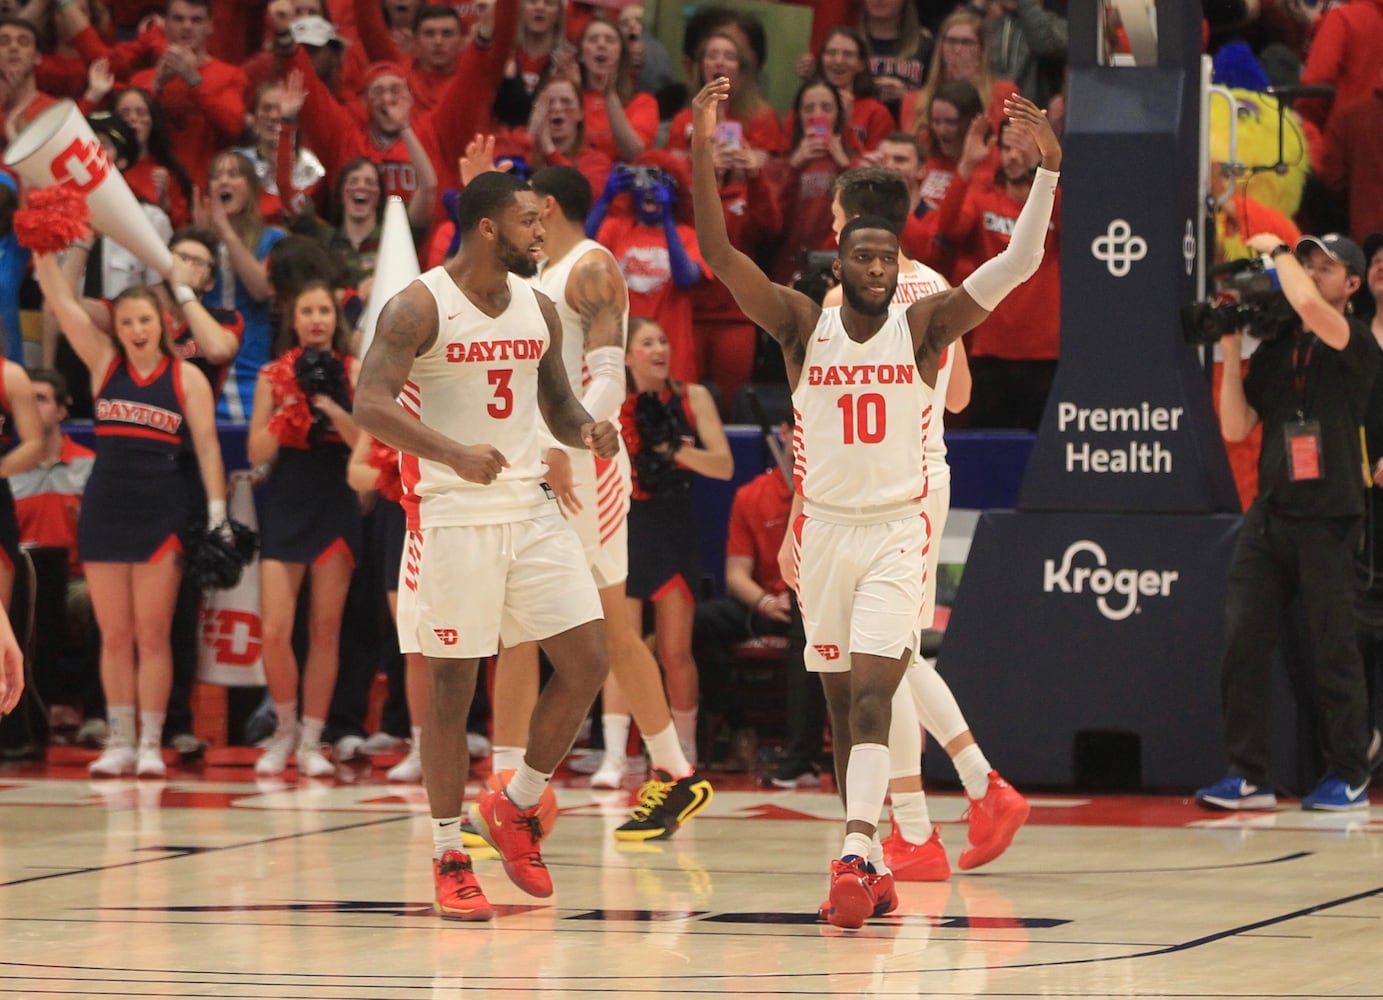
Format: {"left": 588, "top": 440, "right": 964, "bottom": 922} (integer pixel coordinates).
{"left": 207, "top": 499, "right": 227, "bottom": 525}
{"left": 580, "top": 345, "right": 626, "bottom": 423}
{"left": 960, "top": 166, "right": 1059, "bottom": 312}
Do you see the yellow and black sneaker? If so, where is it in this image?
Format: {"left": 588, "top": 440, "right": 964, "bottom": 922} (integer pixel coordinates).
{"left": 613, "top": 768, "right": 713, "bottom": 841}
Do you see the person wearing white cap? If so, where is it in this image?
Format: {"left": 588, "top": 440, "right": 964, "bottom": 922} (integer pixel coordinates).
{"left": 1198, "top": 230, "right": 1377, "bottom": 813}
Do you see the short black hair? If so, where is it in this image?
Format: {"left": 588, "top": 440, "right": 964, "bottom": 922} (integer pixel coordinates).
{"left": 839, "top": 214, "right": 900, "bottom": 249}
{"left": 168, "top": 225, "right": 219, "bottom": 261}
{"left": 530, "top": 166, "right": 592, "bottom": 225}
{"left": 414, "top": 3, "right": 460, "bottom": 31}
{"left": 27, "top": 367, "right": 69, "bottom": 404}
{"left": 0, "top": 16, "right": 37, "bottom": 42}
{"left": 457, "top": 172, "right": 530, "bottom": 234}
{"left": 834, "top": 168, "right": 910, "bottom": 229}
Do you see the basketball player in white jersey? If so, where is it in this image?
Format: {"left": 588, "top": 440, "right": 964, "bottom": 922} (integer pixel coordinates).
{"left": 819, "top": 169, "right": 1029, "bottom": 887}
{"left": 487, "top": 165, "right": 713, "bottom": 841}
{"left": 691, "top": 77, "right": 1061, "bottom": 930}
{"left": 355, "top": 171, "right": 620, "bottom": 922}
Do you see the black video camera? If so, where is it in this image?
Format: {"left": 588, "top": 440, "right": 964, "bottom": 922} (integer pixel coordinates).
{"left": 1180, "top": 255, "right": 1297, "bottom": 345}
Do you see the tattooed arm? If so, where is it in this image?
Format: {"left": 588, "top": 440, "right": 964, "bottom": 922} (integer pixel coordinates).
{"left": 568, "top": 248, "right": 629, "bottom": 422}
{"left": 354, "top": 281, "right": 511, "bottom": 485}
{"left": 535, "top": 293, "right": 619, "bottom": 458}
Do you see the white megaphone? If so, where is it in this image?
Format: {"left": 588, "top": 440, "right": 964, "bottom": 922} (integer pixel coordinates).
{"left": 357, "top": 195, "right": 420, "bottom": 358}
{"left": 4, "top": 99, "right": 173, "bottom": 277}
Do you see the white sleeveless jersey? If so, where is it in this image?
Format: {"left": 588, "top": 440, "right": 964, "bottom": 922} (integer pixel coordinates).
{"left": 398, "top": 267, "right": 553, "bottom": 527}
{"left": 792, "top": 306, "right": 933, "bottom": 520}
{"left": 534, "top": 239, "right": 632, "bottom": 542}
{"left": 891, "top": 259, "right": 953, "bottom": 488}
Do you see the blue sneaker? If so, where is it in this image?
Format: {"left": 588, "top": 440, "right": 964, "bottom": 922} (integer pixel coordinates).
{"left": 1194, "top": 775, "right": 1277, "bottom": 811}
{"left": 1300, "top": 773, "right": 1370, "bottom": 812}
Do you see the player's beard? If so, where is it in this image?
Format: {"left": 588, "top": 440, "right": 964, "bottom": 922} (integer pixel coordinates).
{"left": 497, "top": 231, "right": 539, "bottom": 277}
{"left": 842, "top": 276, "right": 895, "bottom": 317}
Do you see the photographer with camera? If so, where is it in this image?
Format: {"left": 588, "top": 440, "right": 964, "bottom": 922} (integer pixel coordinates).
{"left": 1197, "top": 231, "right": 1376, "bottom": 812}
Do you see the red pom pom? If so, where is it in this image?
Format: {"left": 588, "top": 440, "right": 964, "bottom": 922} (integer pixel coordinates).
{"left": 367, "top": 438, "right": 404, "bottom": 502}
{"left": 13, "top": 185, "right": 92, "bottom": 255}
{"left": 266, "top": 350, "right": 312, "bottom": 449}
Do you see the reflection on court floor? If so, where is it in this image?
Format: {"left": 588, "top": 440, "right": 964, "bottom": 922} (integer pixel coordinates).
{"left": 0, "top": 768, "right": 1378, "bottom": 999}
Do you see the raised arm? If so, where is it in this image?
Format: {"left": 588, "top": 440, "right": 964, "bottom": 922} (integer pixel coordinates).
{"left": 568, "top": 249, "right": 628, "bottom": 422}
{"left": 690, "top": 77, "right": 815, "bottom": 359}
{"left": 355, "top": 281, "right": 509, "bottom": 484}
{"left": 33, "top": 253, "right": 116, "bottom": 377}
{"left": 911, "top": 95, "right": 1060, "bottom": 370}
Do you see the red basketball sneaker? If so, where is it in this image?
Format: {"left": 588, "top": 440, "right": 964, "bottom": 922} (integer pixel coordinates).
{"left": 818, "top": 865, "right": 898, "bottom": 922}
{"left": 485, "top": 768, "right": 559, "bottom": 838}
{"left": 958, "top": 771, "right": 1030, "bottom": 871}
{"left": 473, "top": 788, "right": 553, "bottom": 897}
{"left": 883, "top": 825, "right": 951, "bottom": 881}
{"left": 432, "top": 850, "right": 493, "bottom": 921}
{"left": 824, "top": 856, "right": 876, "bottom": 929}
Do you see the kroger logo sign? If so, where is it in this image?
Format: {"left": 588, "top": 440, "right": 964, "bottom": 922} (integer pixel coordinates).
{"left": 1042, "top": 540, "right": 1179, "bottom": 621}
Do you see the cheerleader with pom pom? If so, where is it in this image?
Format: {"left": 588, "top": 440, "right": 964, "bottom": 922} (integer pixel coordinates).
{"left": 246, "top": 281, "right": 361, "bottom": 778}
{"left": 33, "top": 240, "right": 228, "bottom": 780}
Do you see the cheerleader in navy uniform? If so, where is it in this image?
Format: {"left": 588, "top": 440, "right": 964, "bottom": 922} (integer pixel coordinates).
{"left": 247, "top": 282, "right": 361, "bottom": 778}
{"left": 0, "top": 359, "right": 45, "bottom": 609}
{"left": 618, "top": 318, "right": 733, "bottom": 764}
{"left": 35, "top": 254, "right": 229, "bottom": 779}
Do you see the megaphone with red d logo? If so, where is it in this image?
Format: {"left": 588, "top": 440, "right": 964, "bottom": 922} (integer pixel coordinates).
{"left": 4, "top": 99, "right": 173, "bottom": 277}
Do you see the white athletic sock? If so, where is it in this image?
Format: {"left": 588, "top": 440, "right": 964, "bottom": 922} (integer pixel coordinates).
{"left": 300, "top": 716, "right": 325, "bottom": 750}
{"left": 868, "top": 833, "right": 890, "bottom": 875}
{"left": 644, "top": 722, "right": 692, "bottom": 777}
{"left": 842, "top": 831, "right": 874, "bottom": 861}
{"left": 107, "top": 705, "right": 136, "bottom": 746}
{"left": 273, "top": 700, "right": 298, "bottom": 736}
{"left": 670, "top": 707, "right": 698, "bottom": 765}
{"left": 137, "top": 710, "right": 164, "bottom": 750}
{"left": 491, "top": 745, "right": 524, "bottom": 773}
{"left": 907, "top": 657, "right": 969, "bottom": 746}
{"left": 505, "top": 762, "right": 552, "bottom": 809}
{"left": 890, "top": 790, "right": 934, "bottom": 843}
{"left": 432, "top": 816, "right": 462, "bottom": 859}
{"left": 954, "top": 744, "right": 992, "bottom": 800}
{"left": 602, "top": 713, "right": 632, "bottom": 762}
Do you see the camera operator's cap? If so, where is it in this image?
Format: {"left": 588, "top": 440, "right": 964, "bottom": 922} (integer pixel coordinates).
{"left": 1295, "top": 233, "right": 1366, "bottom": 277}
{"left": 1363, "top": 232, "right": 1383, "bottom": 267}
{"left": 291, "top": 16, "right": 346, "bottom": 49}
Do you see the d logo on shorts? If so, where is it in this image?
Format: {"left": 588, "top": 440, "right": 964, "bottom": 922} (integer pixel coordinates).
{"left": 812, "top": 644, "right": 841, "bottom": 661}
{"left": 433, "top": 628, "right": 459, "bottom": 646}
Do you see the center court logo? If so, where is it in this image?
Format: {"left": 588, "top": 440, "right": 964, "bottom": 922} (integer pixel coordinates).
{"left": 1041, "top": 540, "right": 1179, "bottom": 621}
{"left": 1091, "top": 219, "right": 1147, "bottom": 277}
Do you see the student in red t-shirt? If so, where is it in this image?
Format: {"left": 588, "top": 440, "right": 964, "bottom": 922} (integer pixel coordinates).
{"left": 768, "top": 78, "right": 859, "bottom": 286}
{"left": 127, "top": 0, "right": 250, "bottom": 185}
{"left": 570, "top": 16, "right": 658, "bottom": 163}
{"left": 0, "top": 18, "right": 60, "bottom": 145}
{"left": 351, "top": 0, "right": 472, "bottom": 114}
{"left": 666, "top": 29, "right": 783, "bottom": 158}
{"left": 931, "top": 111, "right": 1061, "bottom": 430}
{"left": 813, "top": 28, "right": 895, "bottom": 155}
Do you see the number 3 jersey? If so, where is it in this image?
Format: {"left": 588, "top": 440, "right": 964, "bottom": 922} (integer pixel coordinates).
{"left": 791, "top": 306, "right": 933, "bottom": 520}
{"left": 399, "top": 267, "right": 553, "bottom": 528}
